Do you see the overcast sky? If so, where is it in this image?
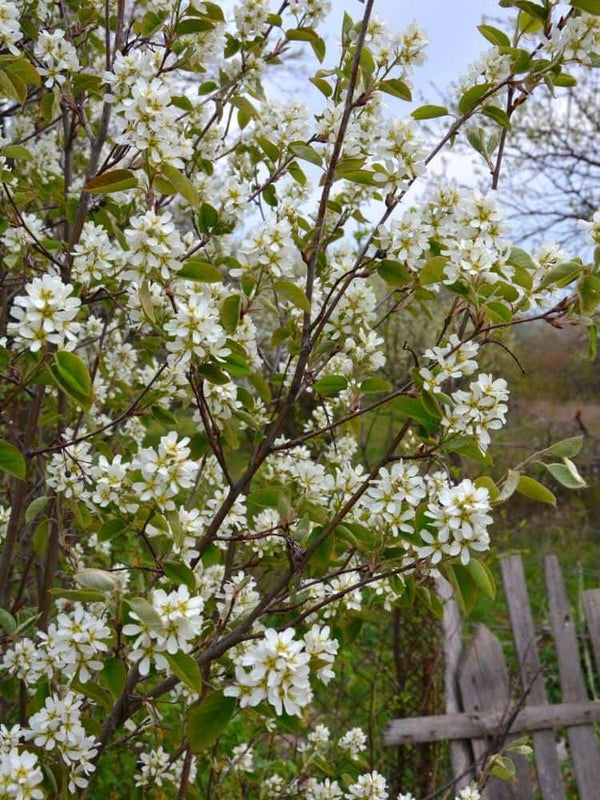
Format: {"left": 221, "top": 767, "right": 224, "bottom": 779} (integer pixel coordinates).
{"left": 323, "top": 0, "right": 503, "bottom": 103}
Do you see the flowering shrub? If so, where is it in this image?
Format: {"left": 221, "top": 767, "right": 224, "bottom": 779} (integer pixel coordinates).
{"left": 0, "top": 0, "right": 598, "bottom": 796}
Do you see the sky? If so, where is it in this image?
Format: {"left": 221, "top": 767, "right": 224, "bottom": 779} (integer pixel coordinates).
{"left": 323, "top": 0, "right": 503, "bottom": 103}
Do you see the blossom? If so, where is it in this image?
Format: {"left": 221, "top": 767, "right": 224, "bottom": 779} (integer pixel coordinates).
{"left": 424, "top": 479, "right": 493, "bottom": 565}
{"left": 224, "top": 628, "right": 317, "bottom": 716}
{"left": 0, "top": 0, "right": 22, "bottom": 55}
{"left": 35, "top": 29, "right": 80, "bottom": 87}
{"left": 346, "top": 771, "right": 389, "bottom": 799}
{"left": 307, "top": 777, "right": 344, "bottom": 800}
{"left": 123, "top": 584, "right": 204, "bottom": 672}
{"left": 8, "top": 275, "right": 81, "bottom": 352}
{"left": 339, "top": 727, "right": 367, "bottom": 760}
{"left": 0, "top": 748, "right": 44, "bottom": 799}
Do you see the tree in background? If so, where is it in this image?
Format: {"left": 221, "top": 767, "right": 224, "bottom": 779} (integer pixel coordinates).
{"left": 502, "top": 67, "right": 600, "bottom": 246}
{"left": 0, "top": 0, "right": 599, "bottom": 798}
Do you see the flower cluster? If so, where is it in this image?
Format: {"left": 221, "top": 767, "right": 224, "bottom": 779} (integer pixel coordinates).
{"left": 123, "top": 585, "right": 205, "bottom": 675}
{"left": 225, "top": 626, "right": 338, "bottom": 716}
{"left": 3, "top": 603, "right": 110, "bottom": 685}
{"left": 7, "top": 275, "right": 81, "bottom": 352}
{"left": 442, "top": 374, "right": 510, "bottom": 452}
{"left": 27, "top": 691, "right": 98, "bottom": 792}
{"left": 420, "top": 479, "right": 493, "bottom": 566}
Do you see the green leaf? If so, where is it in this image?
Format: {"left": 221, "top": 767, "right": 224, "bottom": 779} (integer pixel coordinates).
{"left": 176, "top": 17, "right": 216, "bottom": 34}
{"left": 83, "top": 169, "right": 138, "bottom": 194}
{"left": 377, "top": 260, "right": 409, "bottom": 287}
{"left": 360, "top": 377, "right": 391, "bottom": 393}
{"left": 274, "top": 280, "right": 311, "bottom": 313}
{"left": 579, "top": 275, "right": 600, "bottom": 314}
{"left": 571, "top": 0, "right": 600, "bottom": 13}
{"left": 139, "top": 281, "right": 156, "bottom": 324}
{"left": 447, "top": 564, "right": 479, "bottom": 615}
{"left": 514, "top": 1, "right": 547, "bottom": 20}
{"left": 498, "top": 469, "right": 520, "bottom": 502}
{"left": 52, "top": 351, "right": 93, "bottom": 410}
{"left": 379, "top": 78, "right": 412, "bottom": 101}
{"left": 310, "top": 76, "right": 332, "bottom": 97}
{"left": 481, "top": 105, "right": 511, "bottom": 129}
{"left": 485, "top": 300, "right": 512, "bottom": 323}
{"left": 75, "top": 568, "right": 116, "bottom": 592}
{"left": 313, "top": 375, "right": 348, "bottom": 396}
{"left": 420, "top": 256, "right": 447, "bottom": 285}
{"left": 262, "top": 183, "right": 277, "bottom": 207}
{"left": 25, "top": 495, "right": 50, "bottom": 523}
{"left": 337, "top": 169, "right": 376, "bottom": 186}
{"left": 477, "top": 24, "right": 511, "bottom": 47}
{"left": 516, "top": 475, "right": 556, "bottom": 505}
{"left": 187, "top": 691, "right": 235, "bottom": 751}
{"left": 474, "top": 475, "right": 499, "bottom": 502}
{"left": 458, "top": 83, "right": 493, "bottom": 114}
{"left": 391, "top": 396, "right": 438, "bottom": 432}
{"left": 286, "top": 26, "right": 320, "bottom": 41}
{"left": 159, "top": 164, "right": 199, "bottom": 206}
{"left": 102, "top": 658, "right": 127, "bottom": 699}
{"left": 467, "top": 559, "right": 496, "bottom": 599}
{"left": 165, "top": 652, "right": 203, "bottom": 693}
{"left": 220, "top": 294, "right": 241, "bottom": 334}
{"left": 0, "top": 439, "right": 26, "bottom": 480}
{"left": 71, "top": 677, "right": 112, "bottom": 710}
{"left": 256, "top": 136, "right": 280, "bottom": 162}
{"left": 1, "top": 144, "right": 32, "bottom": 161}
{"left": 543, "top": 436, "right": 583, "bottom": 459}
{"left": 72, "top": 72, "right": 103, "bottom": 95}
{"left": 49, "top": 588, "right": 106, "bottom": 602}
{"left": 411, "top": 104, "right": 448, "bottom": 120}
{"left": 0, "top": 70, "right": 25, "bottom": 103}
{"left": 0, "top": 608, "right": 17, "bottom": 634}
{"left": 7, "top": 58, "right": 40, "bottom": 86}
{"left": 197, "top": 202, "right": 219, "bottom": 232}
{"left": 544, "top": 459, "right": 587, "bottom": 489}
{"left": 553, "top": 72, "right": 577, "bottom": 87}
{"left": 126, "top": 597, "right": 165, "bottom": 635}
{"left": 163, "top": 560, "right": 196, "bottom": 591}
{"left": 178, "top": 258, "right": 223, "bottom": 283}
{"left": 288, "top": 142, "right": 322, "bottom": 166}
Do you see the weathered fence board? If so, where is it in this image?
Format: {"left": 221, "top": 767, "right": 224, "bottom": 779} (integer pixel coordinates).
{"left": 437, "top": 575, "right": 473, "bottom": 789}
{"left": 385, "top": 554, "right": 600, "bottom": 800}
{"left": 458, "top": 624, "right": 533, "bottom": 800}
{"left": 500, "top": 555, "right": 566, "bottom": 800}
{"left": 582, "top": 588, "right": 600, "bottom": 675}
{"left": 545, "top": 554, "right": 600, "bottom": 800}
{"left": 383, "top": 701, "right": 600, "bottom": 745}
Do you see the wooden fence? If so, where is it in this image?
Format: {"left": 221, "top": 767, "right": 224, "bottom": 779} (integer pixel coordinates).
{"left": 384, "top": 554, "right": 600, "bottom": 799}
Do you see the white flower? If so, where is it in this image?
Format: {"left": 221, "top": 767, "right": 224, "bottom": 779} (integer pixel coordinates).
{"left": 455, "top": 785, "right": 482, "bottom": 800}
{"left": 307, "top": 777, "right": 344, "bottom": 800}
{"left": 0, "top": 748, "right": 44, "bottom": 799}
{"left": 224, "top": 628, "right": 314, "bottom": 716}
{"left": 339, "top": 727, "right": 367, "bottom": 761}
{"left": 229, "top": 743, "right": 254, "bottom": 773}
{"left": 424, "top": 479, "right": 492, "bottom": 565}
{"left": 8, "top": 275, "right": 81, "bottom": 352}
{"left": 0, "top": 0, "right": 22, "bottom": 54}
{"left": 303, "top": 625, "right": 339, "bottom": 684}
{"left": 124, "top": 210, "right": 185, "bottom": 282}
{"left": 346, "top": 771, "right": 389, "bottom": 799}
{"left": 35, "top": 29, "right": 80, "bottom": 87}
{"left": 164, "top": 288, "right": 229, "bottom": 365}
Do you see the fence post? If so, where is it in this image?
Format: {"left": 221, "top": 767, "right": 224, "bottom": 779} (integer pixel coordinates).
{"left": 545, "top": 555, "right": 600, "bottom": 800}
{"left": 458, "top": 624, "right": 533, "bottom": 800}
{"left": 500, "top": 555, "right": 566, "bottom": 800}
{"left": 436, "top": 575, "right": 473, "bottom": 789}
